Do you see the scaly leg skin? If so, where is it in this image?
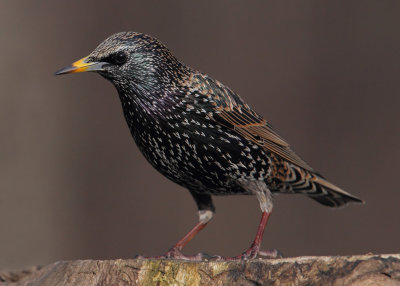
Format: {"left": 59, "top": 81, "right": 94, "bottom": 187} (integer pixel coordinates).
{"left": 230, "top": 185, "right": 281, "bottom": 260}
{"left": 135, "top": 211, "right": 281, "bottom": 261}
{"left": 210, "top": 211, "right": 281, "bottom": 261}
{"left": 136, "top": 210, "right": 213, "bottom": 261}
{"left": 159, "top": 220, "right": 209, "bottom": 260}
{"left": 135, "top": 190, "right": 278, "bottom": 261}
{"left": 235, "top": 211, "right": 273, "bottom": 260}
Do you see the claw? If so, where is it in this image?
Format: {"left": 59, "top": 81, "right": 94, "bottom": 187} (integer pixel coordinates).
{"left": 259, "top": 249, "right": 283, "bottom": 258}
{"left": 234, "top": 247, "right": 281, "bottom": 260}
{"left": 134, "top": 248, "right": 281, "bottom": 261}
{"left": 135, "top": 248, "right": 209, "bottom": 261}
{"left": 134, "top": 211, "right": 279, "bottom": 261}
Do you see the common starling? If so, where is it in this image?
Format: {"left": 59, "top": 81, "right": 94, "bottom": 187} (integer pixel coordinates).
{"left": 55, "top": 32, "right": 363, "bottom": 260}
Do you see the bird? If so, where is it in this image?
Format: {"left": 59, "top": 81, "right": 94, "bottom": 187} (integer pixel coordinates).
{"left": 55, "top": 32, "right": 363, "bottom": 260}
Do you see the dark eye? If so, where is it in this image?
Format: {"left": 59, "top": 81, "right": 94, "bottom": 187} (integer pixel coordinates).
{"left": 110, "top": 51, "right": 128, "bottom": 65}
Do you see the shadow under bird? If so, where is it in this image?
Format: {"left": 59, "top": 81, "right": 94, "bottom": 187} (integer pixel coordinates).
{"left": 55, "top": 32, "right": 363, "bottom": 260}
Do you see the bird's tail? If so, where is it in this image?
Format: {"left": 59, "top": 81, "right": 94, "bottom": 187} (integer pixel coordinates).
{"left": 276, "top": 164, "right": 364, "bottom": 207}
{"left": 306, "top": 175, "right": 364, "bottom": 207}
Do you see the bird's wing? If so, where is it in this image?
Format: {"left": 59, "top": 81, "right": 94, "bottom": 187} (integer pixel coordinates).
{"left": 209, "top": 91, "right": 313, "bottom": 171}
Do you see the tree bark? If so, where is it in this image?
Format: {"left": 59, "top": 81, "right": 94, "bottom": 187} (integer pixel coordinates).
{"left": 1, "top": 254, "right": 400, "bottom": 286}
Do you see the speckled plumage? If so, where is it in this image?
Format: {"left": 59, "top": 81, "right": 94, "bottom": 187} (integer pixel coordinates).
{"left": 56, "top": 32, "right": 363, "bottom": 260}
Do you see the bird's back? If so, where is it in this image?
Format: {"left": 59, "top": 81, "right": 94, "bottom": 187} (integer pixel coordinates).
{"left": 118, "top": 69, "right": 362, "bottom": 207}
{"left": 192, "top": 72, "right": 363, "bottom": 207}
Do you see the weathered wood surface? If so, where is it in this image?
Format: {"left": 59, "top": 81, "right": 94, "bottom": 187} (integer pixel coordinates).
{"left": 1, "top": 254, "right": 400, "bottom": 286}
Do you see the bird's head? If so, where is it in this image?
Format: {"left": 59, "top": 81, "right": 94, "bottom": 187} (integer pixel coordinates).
{"left": 55, "top": 32, "right": 188, "bottom": 93}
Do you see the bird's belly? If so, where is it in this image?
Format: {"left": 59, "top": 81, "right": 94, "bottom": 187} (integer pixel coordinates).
{"left": 132, "top": 124, "right": 272, "bottom": 195}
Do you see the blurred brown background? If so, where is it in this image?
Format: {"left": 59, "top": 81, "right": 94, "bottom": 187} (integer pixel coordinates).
{"left": 1, "top": 1, "right": 399, "bottom": 270}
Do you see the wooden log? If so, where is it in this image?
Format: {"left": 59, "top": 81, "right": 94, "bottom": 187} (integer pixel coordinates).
{"left": 1, "top": 254, "right": 400, "bottom": 285}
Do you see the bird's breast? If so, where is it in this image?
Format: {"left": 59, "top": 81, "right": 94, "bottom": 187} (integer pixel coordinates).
{"left": 120, "top": 98, "right": 273, "bottom": 195}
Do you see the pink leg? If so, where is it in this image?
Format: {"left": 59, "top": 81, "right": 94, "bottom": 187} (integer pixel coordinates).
{"left": 135, "top": 211, "right": 279, "bottom": 261}
{"left": 161, "top": 221, "right": 209, "bottom": 259}
{"left": 233, "top": 211, "right": 279, "bottom": 260}
{"left": 134, "top": 221, "right": 210, "bottom": 260}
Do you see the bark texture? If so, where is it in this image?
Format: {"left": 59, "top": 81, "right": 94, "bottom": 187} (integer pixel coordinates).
{"left": 1, "top": 254, "right": 400, "bottom": 286}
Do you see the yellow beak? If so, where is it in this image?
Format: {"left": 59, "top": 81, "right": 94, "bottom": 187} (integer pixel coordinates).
{"left": 55, "top": 56, "right": 107, "bottom": 75}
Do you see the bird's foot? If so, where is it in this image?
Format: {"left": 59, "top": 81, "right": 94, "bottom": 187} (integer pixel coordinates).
{"left": 234, "top": 245, "right": 261, "bottom": 260}
{"left": 135, "top": 248, "right": 208, "bottom": 261}
{"left": 208, "top": 247, "right": 282, "bottom": 261}
{"left": 237, "top": 247, "right": 282, "bottom": 260}
{"left": 258, "top": 249, "right": 282, "bottom": 259}
{"left": 161, "top": 247, "right": 203, "bottom": 260}
{"left": 134, "top": 247, "right": 282, "bottom": 261}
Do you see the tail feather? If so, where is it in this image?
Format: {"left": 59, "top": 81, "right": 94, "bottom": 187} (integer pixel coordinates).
{"left": 275, "top": 162, "right": 364, "bottom": 207}
{"left": 309, "top": 176, "right": 364, "bottom": 207}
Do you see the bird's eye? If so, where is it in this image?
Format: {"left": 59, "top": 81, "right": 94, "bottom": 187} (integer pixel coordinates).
{"left": 110, "top": 51, "right": 128, "bottom": 65}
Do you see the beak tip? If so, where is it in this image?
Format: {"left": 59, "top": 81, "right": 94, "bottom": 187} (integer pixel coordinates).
{"left": 54, "top": 65, "right": 74, "bottom": 76}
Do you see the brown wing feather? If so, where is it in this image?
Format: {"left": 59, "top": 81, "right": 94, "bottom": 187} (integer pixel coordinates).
{"left": 213, "top": 105, "right": 314, "bottom": 171}
{"left": 192, "top": 73, "right": 313, "bottom": 171}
